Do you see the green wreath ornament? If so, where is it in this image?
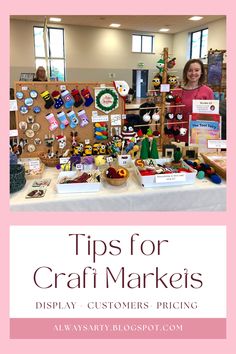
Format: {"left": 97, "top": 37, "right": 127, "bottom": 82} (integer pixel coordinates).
{"left": 95, "top": 88, "right": 119, "bottom": 112}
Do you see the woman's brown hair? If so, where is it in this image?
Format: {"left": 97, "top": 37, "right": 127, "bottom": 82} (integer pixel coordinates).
{"left": 183, "top": 59, "right": 206, "bottom": 85}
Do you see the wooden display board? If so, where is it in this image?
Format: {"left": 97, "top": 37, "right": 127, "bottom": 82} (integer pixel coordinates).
{"left": 14, "top": 81, "right": 125, "bottom": 157}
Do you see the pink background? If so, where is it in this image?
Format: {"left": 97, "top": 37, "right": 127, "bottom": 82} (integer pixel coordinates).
{"left": 1, "top": 0, "right": 235, "bottom": 352}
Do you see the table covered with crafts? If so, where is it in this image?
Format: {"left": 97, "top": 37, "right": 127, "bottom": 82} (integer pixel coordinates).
{"left": 10, "top": 165, "right": 226, "bottom": 212}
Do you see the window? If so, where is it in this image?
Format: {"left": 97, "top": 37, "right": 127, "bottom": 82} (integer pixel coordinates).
{"left": 132, "top": 34, "right": 153, "bottom": 53}
{"left": 190, "top": 28, "right": 208, "bottom": 59}
{"left": 33, "top": 26, "right": 65, "bottom": 81}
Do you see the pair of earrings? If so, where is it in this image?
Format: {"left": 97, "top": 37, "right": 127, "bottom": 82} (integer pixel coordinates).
{"left": 143, "top": 111, "right": 160, "bottom": 123}
{"left": 165, "top": 112, "right": 183, "bottom": 121}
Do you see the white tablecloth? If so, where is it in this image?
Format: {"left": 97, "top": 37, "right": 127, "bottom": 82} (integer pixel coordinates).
{"left": 10, "top": 167, "right": 226, "bottom": 212}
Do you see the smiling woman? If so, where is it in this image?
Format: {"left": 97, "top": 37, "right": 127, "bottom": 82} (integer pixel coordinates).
{"left": 180, "top": 58, "right": 214, "bottom": 142}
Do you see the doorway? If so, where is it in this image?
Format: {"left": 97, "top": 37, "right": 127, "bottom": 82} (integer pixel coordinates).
{"left": 132, "top": 69, "right": 149, "bottom": 98}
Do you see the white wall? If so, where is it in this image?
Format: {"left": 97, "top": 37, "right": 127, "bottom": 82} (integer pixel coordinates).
{"left": 173, "top": 17, "right": 226, "bottom": 82}
{"left": 10, "top": 17, "right": 226, "bottom": 87}
{"left": 10, "top": 19, "right": 173, "bottom": 87}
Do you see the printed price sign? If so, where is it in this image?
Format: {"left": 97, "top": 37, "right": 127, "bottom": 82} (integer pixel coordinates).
{"left": 28, "top": 160, "right": 40, "bottom": 170}
{"left": 59, "top": 157, "right": 70, "bottom": 164}
{"left": 208, "top": 139, "right": 227, "bottom": 149}
{"left": 155, "top": 173, "right": 186, "bottom": 184}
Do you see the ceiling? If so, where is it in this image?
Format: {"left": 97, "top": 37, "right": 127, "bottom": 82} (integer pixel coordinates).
{"left": 10, "top": 15, "right": 225, "bottom": 34}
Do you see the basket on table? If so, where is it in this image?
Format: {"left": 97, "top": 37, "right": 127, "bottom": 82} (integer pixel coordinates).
{"left": 103, "top": 166, "right": 129, "bottom": 186}
{"left": 38, "top": 152, "right": 60, "bottom": 167}
{"left": 10, "top": 164, "right": 26, "bottom": 193}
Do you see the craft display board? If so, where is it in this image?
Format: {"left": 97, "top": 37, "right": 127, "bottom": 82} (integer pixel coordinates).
{"left": 14, "top": 81, "right": 125, "bottom": 158}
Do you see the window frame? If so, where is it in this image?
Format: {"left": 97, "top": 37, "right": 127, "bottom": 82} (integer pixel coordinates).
{"left": 190, "top": 28, "right": 208, "bottom": 59}
{"left": 33, "top": 26, "right": 66, "bottom": 80}
{"left": 132, "top": 34, "right": 154, "bottom": 54}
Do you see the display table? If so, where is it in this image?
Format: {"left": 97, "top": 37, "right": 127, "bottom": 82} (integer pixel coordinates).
{"left": 10, "top": 167, "right": 226, "bottom": 212}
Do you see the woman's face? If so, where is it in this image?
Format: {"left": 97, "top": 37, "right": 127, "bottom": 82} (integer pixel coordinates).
{"left": 187, "top": 62, "right": 202, "bottom": 84}
{"left": 38, "top": 68, "right": 45, "bottom": 78}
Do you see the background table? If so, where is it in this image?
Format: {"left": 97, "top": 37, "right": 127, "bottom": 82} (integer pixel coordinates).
{"left": 10, "top": 167, "right": 226, "bottom": 212}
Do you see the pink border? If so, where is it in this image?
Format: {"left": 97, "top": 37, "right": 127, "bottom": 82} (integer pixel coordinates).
{"left": 10, "top": 318, "right": 226, "bottom": 339}
{"left": 1, "top": 0, "right": 236, "bottom": 353}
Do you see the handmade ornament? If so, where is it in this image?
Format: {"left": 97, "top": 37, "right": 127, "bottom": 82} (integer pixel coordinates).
{"left": 179, "top": 127, "right": 187, "bottom": 136}
{"left": 166, "top": 112, "right": 174, "bottom": 120}
{"left": 61, "top": 90, "right": 75, "bottom": 109}
{"left": 152, "top": 75, "right": 162, "bottom": 89}
{"left": 172, "top": 126, "right": 180, "bottom": 136}
{"left": 152, "top": 112, "right": 160, "bottom": 122}
{"left": 150, "top": 138, "right": 159, "bottom": 159}
{"left": 140, "top": 137, "right": 150, "bottom": 159}
{"left": 142, "top": 112, "right": 151, "bottom": 123}
{"left": 174, "top": 95, "right": 182, "bottom": 104}
{"left": 167, "top": 57, "right": 176, "bottom": 69}
{"left": 94, "top": 122, "right": 108, "bottom": 140}
{"left": 165, "top": 93, "right": 175, "bottom": 103}
{"left": 57, "top": 111, "right": 69, "bottom": 129}
{"left": 56, "top": 135, "right": 67, "bottom": 149}
{"left": 44, "top": 135, "right": 55, "bottom": 147}
{"left": 168, "top": 75, "right": 178, "bottom": 89}
{"left": 84, "top": 144, "right": 93, "bottom": 156}
{"left": 146, "top": 127, "right": 153, "bottom": 137}
{"left": 52, "top": 90, "right": 64, "bottom": 109}
{"left": 173, "top": 147, "right": 182, "bottom": 162}
{"left": 72, "top": 142, "right": 84, "bottom": 155}
{"left": 67, "top": 110, "right": 79, "bottom": 129}
{"left": 45, "top": 112, "right": 59, "bottom": 131}
{"left": 40, "top": 90, "right": 54, "bottom": 109}
{"left": 135, "top": 159, "right": 145, "bottom": 168}
{"left": 113, "top": 81, "right": 129, "bottom": 97}
{"left": 92, "top": 143, "right": 100, "bottom": 155}
{"left": 78, "top": 110, "right": 89, "bottom": 127}
{"left": 176, "top": 113, "right": 183, "bottom": 121}
{"left": 156, "top": 59, "right": 165, "bottom": 73}
{"left": 164, "top": 126, "right": 174, "bottom": 135}
{"left": 99, "top": 143, "right": 107, "bottom": 155}
{"left": 71, "top": 89, "right": 83, "bottom": 107}
{"left": 95, "top": 87, "right": 119, "bottom": 113}
{"left": 120, "top": 125, "right": 137, "bottom": 145}
{"left": 81, "top": 88, "right": 94, "bottom": 107}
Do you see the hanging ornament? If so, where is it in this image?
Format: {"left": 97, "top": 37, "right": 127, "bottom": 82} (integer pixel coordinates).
{"left": 95, "top": 87, "right": 119, "bottom": 113}
{"left": 156, "top": 59, "right": 165, "bottom": 73}
{"left": 152, "top": 112, "right": 160, "bottom": 122}
{"left": 143, "top": 112, "right": 151, "bottom": 123}
{"left": 113, "top": 81, "right": 129, "bottom": 97}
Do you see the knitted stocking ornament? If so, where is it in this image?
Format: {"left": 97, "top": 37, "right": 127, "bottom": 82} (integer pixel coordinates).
{"left": 71, "top": 89, "right": 83, "bottom": 107}
{"left": 61, "top": 90, "right": 75, "bottom": 109}
{"left": 78, "top": 110, "right": 89, "bottom": 127}
{"left": 40, "top": 91, "right": 54, "bottom": 109}
{"left": 81, "top": 88, "right": 94, "bottom": 107}
{"left": 57, "top": 111, "right": 69, "bottom": 129}
{"left": 67, "top": 110, "right": 79, "bottom": 129}
{"left": 45, "top": 113, "right": 59, "bottom": 131}
{"left": 52, "top": 90, "right": 64, "bottom": 109}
